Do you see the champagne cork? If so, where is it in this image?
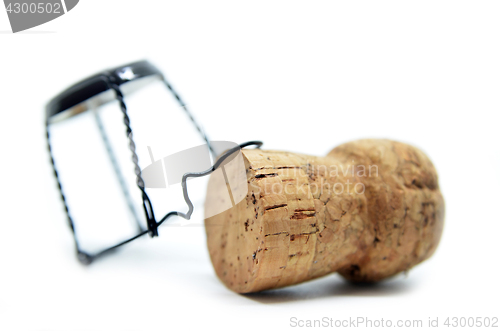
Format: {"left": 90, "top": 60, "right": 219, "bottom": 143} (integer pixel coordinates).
{"left": 204, "top": 139, "right": 445, "bottom": 293}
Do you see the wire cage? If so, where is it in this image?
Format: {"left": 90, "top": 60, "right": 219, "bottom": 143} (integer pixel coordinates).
{"left": 45, "top": 60, "right": 262, "bottom": 264}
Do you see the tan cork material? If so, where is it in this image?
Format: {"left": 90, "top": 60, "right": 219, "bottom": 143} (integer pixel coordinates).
{"left": 205, "top": 139, "right": 445, "bottom": 293}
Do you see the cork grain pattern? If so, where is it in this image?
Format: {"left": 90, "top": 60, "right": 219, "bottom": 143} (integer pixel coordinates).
{"left": 205, "top": 139, "right": 445, "bottom": 293}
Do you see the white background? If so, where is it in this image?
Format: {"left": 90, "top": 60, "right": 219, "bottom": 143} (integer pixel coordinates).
{"left": 1, "top": 1, "right": 499, "bottom": 330}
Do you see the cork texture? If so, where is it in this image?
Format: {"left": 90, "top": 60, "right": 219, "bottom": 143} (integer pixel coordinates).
{"left": 204, "top": 139, "right": 445, "bottom": 293}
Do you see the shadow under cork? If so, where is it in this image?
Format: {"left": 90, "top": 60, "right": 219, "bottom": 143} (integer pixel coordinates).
{"left": 242, "top": 273, "right": 416, "bottom": 304}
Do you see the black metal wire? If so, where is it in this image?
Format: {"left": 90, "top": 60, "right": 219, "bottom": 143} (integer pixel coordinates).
{"left": 93, "top": 107, "right": 144, "bottom": 233}
{"left": 161, "top": 77, "right": 216, "bottom": 159}
{"left": 104, "top": 76, "right": 160, "bottom": 238}
{"left": 46, "top": 124, "right": 87, "bottom": 262}
{"left": 89, "top": 141, "right": 262, "bottom": 262}
{"left": 46, "top": 62, "right": 262, "bottom": 264}
{"left": 156, "top": 141, "right": 263, "bottom": 227}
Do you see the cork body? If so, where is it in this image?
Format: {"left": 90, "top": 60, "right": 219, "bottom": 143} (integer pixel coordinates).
{"left": 204, "top": 139, "right": 445, "bottom": 293}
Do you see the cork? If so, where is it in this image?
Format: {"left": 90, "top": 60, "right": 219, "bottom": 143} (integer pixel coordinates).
{"left": 204, "top": 139, "right": 445, "bottom": 293}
